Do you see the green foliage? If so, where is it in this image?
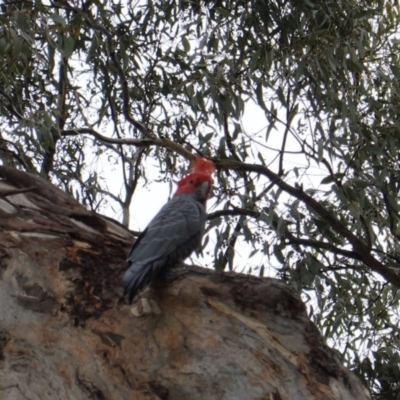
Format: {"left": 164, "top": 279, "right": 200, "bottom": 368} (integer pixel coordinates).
{"left": 1, "top": 0, "right": 400, "bottom": 396}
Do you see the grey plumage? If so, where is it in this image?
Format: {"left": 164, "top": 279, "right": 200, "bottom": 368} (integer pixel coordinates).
{"left": 121, "top": 185, "right": 208, "bottom": 302}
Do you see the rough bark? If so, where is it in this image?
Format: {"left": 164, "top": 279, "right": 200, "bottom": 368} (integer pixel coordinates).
{"left": 0, "top": 166, "right": 370, "bottom": 400}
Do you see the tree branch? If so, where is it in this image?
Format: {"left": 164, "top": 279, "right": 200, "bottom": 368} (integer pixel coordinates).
{"left": 41, "top": 55, "right": 68, "bottom": 178}
{"left": 223, "top": 113, "right": 241, "bottom": 162}
{"left": 215, "top": 159, "right": 400, "bottom": 288}
{"left": 278, "top": 88, "right": 292, "bottom": 176}
{"left": 208, "top": 208, "right": 361, "bottom": 260}
{"left": 122, "top": 149, "right": 145, "bottom": 227}
{"left": 61, "top": 128, "right": 194, "bottom": 160}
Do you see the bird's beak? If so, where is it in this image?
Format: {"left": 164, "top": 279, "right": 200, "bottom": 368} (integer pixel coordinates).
{"left": 198, "top": 181, "right": 210, "bottom": 198}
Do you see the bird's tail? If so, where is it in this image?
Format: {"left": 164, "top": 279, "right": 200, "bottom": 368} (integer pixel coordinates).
{"left": 121, "top": 262, "right": 156, "bottom": 303}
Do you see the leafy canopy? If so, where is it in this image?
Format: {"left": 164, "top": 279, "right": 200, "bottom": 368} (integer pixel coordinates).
{"left": 1, "top": 0, "right": 400, "bottom": 397}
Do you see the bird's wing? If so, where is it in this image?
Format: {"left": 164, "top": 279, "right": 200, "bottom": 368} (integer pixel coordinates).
{"left": 122, "top": 195, "right": 206, "bottom": 301}
{"left": 127, "top": 195, "right": 205, "bottom": 265}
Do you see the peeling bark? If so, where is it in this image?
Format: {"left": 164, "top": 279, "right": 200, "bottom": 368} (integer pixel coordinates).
{"left": 0, "top": 166, "right": 370, "bottom": 400}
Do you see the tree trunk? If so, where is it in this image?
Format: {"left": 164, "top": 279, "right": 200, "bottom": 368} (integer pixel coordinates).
{"left": 0, "top": 166, "right": 370, "bottom": 400}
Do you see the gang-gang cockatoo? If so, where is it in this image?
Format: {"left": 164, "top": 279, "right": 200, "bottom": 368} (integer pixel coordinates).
{"left": 121, "top": 157, "right": 215, "bottom": 302}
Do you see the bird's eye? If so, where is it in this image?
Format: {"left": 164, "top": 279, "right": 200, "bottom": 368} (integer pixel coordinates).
{"left": 189, "top": 179, "right": 194, "bottom": 184}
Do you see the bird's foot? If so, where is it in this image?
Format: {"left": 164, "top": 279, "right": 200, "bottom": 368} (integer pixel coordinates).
{"left": 130, "top": 297, "right": 161, "bottom": 317}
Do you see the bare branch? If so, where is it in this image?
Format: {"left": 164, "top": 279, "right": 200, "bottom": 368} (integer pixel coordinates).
{"left": 61, "top": 128, "right": 194, "bottom": 160}
{"left": 278, "top": 88, "right": 292, "bottom": 175}
{"left": 221, "top": 218, "right": 242, "bottom": 271}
